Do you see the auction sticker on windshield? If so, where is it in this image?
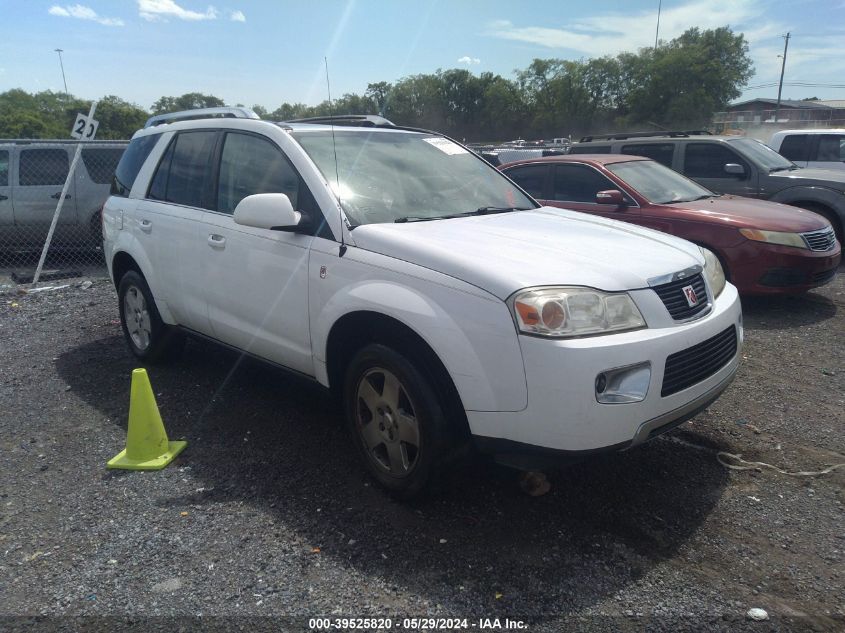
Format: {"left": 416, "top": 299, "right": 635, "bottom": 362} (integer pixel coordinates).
{"left": 423, "top": 137, "right": 469, "bottom": 155}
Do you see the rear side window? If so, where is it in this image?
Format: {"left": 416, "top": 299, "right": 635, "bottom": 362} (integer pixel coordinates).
{"left": 0, "top": 150, "right": 8, "bottom": 187}
{"left": 19, "top": 148, "right": 69, "bottom": 186}
{"left": 621, "top": 143, "right": 674, "bottom": 167}
{"left": 778, "top": 135, "right": 808, "bottom": 162}
{"left": 148, "top": 131, "right": 217, "bottom": 208}
{"left": 216, "top": 132, "right": 299, "bottom": 214}
{"left": 684, "top": 143, "right": 747, "bottom": 179}
{"left": 569, "top": 145, "right": 611, "bottom": 154}
{"left": 504, "top": 164, "right": 548, "bottom": 198}
{"left": 816, "top": 135, "right": 845, "bottom": 162}
{"left": 112, "top": 134, "right": 160, "bottom": 197}
{"left": 82, "top": 148, "right": 124, "bottom": 184}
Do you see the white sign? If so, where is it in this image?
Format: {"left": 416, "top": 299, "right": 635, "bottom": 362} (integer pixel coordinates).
{"left": 71, "top": 113, "right": 99, "bottom": 140}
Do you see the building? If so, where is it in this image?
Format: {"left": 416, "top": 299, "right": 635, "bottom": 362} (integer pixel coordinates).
{"left": 713, "top": 98, "right": 845, "bottom": 134}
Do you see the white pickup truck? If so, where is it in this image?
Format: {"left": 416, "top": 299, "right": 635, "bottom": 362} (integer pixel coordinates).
{"left": 102, "top": 108, "right": 742, "bottom": 497}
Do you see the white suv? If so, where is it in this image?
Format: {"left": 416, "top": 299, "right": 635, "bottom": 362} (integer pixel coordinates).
{"left": 103, "top": 108, "right": 743, "bottom": 497}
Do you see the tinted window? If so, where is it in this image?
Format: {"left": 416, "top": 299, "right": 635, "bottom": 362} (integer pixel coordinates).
{"left": 778, "top": 134, "right": 808, "bottom": 162}
{"left": 684, "top": 143, "right": 747, "bottom": 179}
{"left": 505, "top": 165, "right": 547, "bottom": 198}
{"left": 216, "top": 133, "right": 299, "bottom": 214}
{"left": 82, "top": 148, "right": 124, "bottom": 184}
{"left": 148, "top": 137, "right": 174, "bottom": 201}
{"left": 112, "top": 134, "right": 160, "bottom": 197}
{"left": 621, "top": 143, "right": 674, "bottom": 167}
{"left": 569, "top": 145, "right": 611, "bottom": 154}
{"left": 0, "top": 150, "right": 8, "bottom": 187}
{"left": 154, "top": 131, "right": 217, "bottom": 208}
{"left": 19, "top": 148, "right": 69, "bottom": 186}
{"left": 553, "top": 164, "right": 620, "bottom": 203}
{"left": 816, "top": 135, "right": 845, "bottom": 162}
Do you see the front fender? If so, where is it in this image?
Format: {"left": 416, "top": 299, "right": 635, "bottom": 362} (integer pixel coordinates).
{"left": 313, "top": 278, "right": 528, "bottom": 413}
{"left": 769, "top": 185, "right": 845, "bottom": 220}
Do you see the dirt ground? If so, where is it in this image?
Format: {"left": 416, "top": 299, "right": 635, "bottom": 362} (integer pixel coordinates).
{"left": 0, "top": 268, "right": 843, "bottom": 632}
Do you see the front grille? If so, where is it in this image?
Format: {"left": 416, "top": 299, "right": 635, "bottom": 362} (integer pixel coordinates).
{"left": 662, "top": 326, "right": 737, "bottom": 397}
{"left": 801, "top": 226, "right": 836, "bottom": 252}
{"left": 651, "top": 273, "right": 708, "bottom": 321}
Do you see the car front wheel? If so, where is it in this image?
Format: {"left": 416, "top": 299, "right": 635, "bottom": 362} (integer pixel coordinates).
{"left": 343, "top": 343, "right": 448, "bottom": 498}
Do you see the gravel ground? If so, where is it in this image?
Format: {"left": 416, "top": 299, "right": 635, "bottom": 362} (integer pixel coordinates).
{"left": 1, "top": 269, "right": 843, "bottom": 633}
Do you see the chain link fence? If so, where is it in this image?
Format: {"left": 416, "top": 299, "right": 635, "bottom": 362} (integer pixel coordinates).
{"left": 0, "top": 138, "right": 127, "bottom": 288}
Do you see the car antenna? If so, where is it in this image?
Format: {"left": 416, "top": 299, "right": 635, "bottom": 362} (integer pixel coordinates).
{"left": 325, "top": 56, "right": 347, "bottom": 257}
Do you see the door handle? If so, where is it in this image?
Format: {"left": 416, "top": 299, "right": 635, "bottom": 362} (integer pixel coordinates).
{"left": 0, "top": 194, "right": 7, "bottom": 201}
{"left": 51, "top": 192, "right": 71, "bottom": 200}
{"left": 208, "top": 234, "right": 226, "bottom": 248}
{"left": 139, "top": 219, "right": 153, "bottom": 233}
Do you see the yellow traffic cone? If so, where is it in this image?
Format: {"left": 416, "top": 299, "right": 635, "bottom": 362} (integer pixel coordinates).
{"left": 107, "top": 368, "right": 187, "bottom": 470}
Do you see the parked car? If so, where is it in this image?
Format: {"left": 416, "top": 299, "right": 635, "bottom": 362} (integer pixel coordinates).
{"left": 103, "top": 108, "right": 742, "bottom": 497}
{"left": 501, "top": 155, "right": 841, "bottom": 295}
{"left": 0, "top": 139, "right": 127, "bottom": 249}
{"left": 569, "top": 131, "right": 845, "bottom": 242}
{"left": 769, "top": 129, "right": 845, "bottom": 172}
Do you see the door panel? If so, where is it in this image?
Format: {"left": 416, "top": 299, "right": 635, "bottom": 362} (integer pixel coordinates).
{"left": 14, "top": 148, "right": 78, "bottom": 236}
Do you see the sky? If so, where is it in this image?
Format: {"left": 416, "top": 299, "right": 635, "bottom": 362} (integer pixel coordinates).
{"left": 2, "top": 0, "right": 844, "bottom": 111}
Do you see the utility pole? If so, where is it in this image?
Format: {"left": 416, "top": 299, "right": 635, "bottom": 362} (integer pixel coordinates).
{"left": 654, "top": 0, "right": 662, "bottom": 49}
{"left": 774, "top": 33, "right": 790, "bottom": 122}
{"left": 54, "top": 48, "right": 68, "bottom": 95}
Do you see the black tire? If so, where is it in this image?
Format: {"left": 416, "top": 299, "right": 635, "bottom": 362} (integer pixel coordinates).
{"left": 117, "top": 270, "right": 184, "bottom": 363}
{"left": 343, "top": 343, "right": 449, "bottom": 499}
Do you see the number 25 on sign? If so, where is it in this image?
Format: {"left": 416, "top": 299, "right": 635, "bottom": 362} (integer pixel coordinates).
{"left": 71, "top": 112, "right": 99, "bottom": 140}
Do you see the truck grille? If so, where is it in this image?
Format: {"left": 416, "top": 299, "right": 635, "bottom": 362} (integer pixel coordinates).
{"left": 662, "top": 326, "right": 737, "bottom": 397}
{"left": 651, "top": 273, "right": 708, "bottom": 321}
{"left": 801, "top": 226, "right": 836, "bottom": 252}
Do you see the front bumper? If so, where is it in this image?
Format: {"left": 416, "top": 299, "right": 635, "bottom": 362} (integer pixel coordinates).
{"left": 725, "top": 240, "right": 841, "bottom": 295}
{"left": 468, "top": 282, "right": 743, "bottom": 459}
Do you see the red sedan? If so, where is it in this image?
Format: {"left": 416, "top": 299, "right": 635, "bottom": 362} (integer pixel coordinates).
{"left": 501, "top": 155, "right": 841, "bottom": 295}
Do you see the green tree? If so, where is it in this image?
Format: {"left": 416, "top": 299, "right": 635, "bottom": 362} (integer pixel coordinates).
{"left": 151, "top": 92, "right": 226, "bottom": 115}
{"left": 95, "top": 95, "right": 149, "bottom": 138}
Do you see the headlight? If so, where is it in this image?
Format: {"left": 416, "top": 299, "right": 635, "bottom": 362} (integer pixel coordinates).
{"left": 699, "top": 246, "right": 726, "bottom": 299}
{"left": 511, "top": 287, "right": 645, "bottom": 337}
{"left": 739, "top": 228, "right": 807, "bottom": 249}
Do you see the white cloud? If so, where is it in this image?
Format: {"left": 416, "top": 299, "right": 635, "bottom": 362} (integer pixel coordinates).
{"left": 229, "top": 9, "right": 245, "bottom": 22}
{"left": 457, "top": 56, "right": 481, "bottom": 65}
{"left": 48, "top": 4, "right": 124, "bottom": 26}
{"left": 138, "top": 0, "right": 218, "bottom": 22}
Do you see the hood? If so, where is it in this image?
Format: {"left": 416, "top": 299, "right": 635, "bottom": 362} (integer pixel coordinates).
{"left": 666, "top": 195, "right": 830, "bottom": 232}
{"left": 769, "top": 167, "right": 845, "bottom": 189}
{"left": 350, "top": 208, "right": 703, "bottom": 300}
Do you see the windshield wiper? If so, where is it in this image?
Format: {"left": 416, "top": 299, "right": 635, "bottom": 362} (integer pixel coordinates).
{"left": 394, "top": 216, "right": 442, "bottom": 223}
{"left": 394, "top": 207, "right": 529, "bottom": 223}
{"left": 473, "top": 206, "right": 531, "bottom": 214}
{"left": 769, "top": 166, "right": 795, "bottom": 173}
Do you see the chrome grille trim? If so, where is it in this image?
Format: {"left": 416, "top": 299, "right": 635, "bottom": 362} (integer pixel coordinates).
{"left": 801, "top": 226, "right": 836, "bottom": 252}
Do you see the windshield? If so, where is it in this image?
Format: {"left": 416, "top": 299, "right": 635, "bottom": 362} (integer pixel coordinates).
{"left": 606, "top": 159, "right": 714, "bottom": 204}
{"left": 727, "top": 137, "right": 795, "bottom": 171}
{"left": 291, "top": 129, "right": 536, "bottom": 226}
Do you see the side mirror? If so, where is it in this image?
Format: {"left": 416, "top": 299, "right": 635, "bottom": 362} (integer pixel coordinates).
{"left": 596, "top": 189, "right": 626, "bottom": 207}
{"left": 233, "top": 193, "right": 309, "bottom": 232}
{"left": 724, "top": 163, "right": 745, "bottom": 176}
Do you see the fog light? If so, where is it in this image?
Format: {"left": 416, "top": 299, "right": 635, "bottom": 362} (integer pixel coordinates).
{"left": 595, "top": 362, "right": 651, "bottom": 404}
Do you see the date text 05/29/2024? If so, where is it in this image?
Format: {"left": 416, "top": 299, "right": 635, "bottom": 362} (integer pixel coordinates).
{"left": 308, "top": 618, "right": 528, "bottom": 630}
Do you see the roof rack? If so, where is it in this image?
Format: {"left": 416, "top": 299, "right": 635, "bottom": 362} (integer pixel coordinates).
{"left": 144, "top": 107, "right": 261, "bottom": 128}
{"left": 285, "top": 114, "right": 395, "bottom": 128}
{"left": 578, "top": 130, "right": 712, "bottom": 142}
{"left": 0, "top": 139, "right": 127, "bottom": 144}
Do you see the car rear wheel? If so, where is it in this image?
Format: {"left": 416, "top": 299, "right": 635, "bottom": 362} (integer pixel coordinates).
{"left": 343, "top": 343, "right": 448, "bottom": 498}
{"left": 118, "top": 270, "right": 184, "bottom": 363}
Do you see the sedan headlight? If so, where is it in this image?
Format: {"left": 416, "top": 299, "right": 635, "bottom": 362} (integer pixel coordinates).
{"left": 511, "top": 287, "right": 645, "bottom": 337}
{"left": 739, "top": 228, "right": 807, "bottom": 249}
{"left": 699, "top": 246, "right": 726, "bottom": 299}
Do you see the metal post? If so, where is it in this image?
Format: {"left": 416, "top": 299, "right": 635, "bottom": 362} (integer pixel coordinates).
{"left": 54, "top": 48, "right": 68, "bottom": 94}
{"left": 774, "top": 33, "right": 790, "bottom": 123}
{"left": 654, "top": 0, "right": 662, "bottom": 49}
{"left": 32, "top": 100, "right": 97, "bottom": 286}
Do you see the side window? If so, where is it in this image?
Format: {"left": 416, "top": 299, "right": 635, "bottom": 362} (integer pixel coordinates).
{"left": 216, "top": 133, "right": 300, "bottom": 214}
{"left": 816, "top": 135, "right": 845, "bottom": 162}
{"left": 112, "top": 133, "right": 160, "bottom": 197}
{"left": 621, "top": 143, "right": 674, "bottom": 167}
{"left": 569, "top": 145, "right": 611, "bottom": 154}
{"left": 19, "top": 148, "right": 69, "bottom": 186}
{"left": 778, "top": 135, "right": 808, "bottom": 161}
{"left": 81, "top": 148, "right": 125, "bottom": 185}
{"left": 0, "top": 150, "right": 8, "bottom": 187}
{"left": 684, "top": 143, "right": 747, "bottom": 179}
{"left": 504, "top": 165, "right": 548, "bottom": 198}
{"left": 147, "top": 131, "right": 217, "bottom": 208}
{"left": 553, "top": 164, "right": 620, "bottom": 203}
